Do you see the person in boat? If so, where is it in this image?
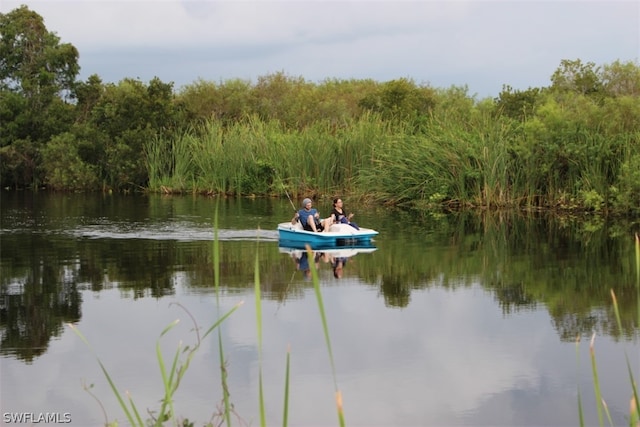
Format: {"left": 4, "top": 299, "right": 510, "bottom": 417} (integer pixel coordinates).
{"left": 331, "top": 197, "right": 359, "bottom": 230}
{"left": 292, "top": 198, "right": 333, "bottom": 232}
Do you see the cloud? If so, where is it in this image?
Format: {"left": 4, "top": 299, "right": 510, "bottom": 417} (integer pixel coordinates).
{"left": 2, "top": 0, "right": 638, "bottom": 97}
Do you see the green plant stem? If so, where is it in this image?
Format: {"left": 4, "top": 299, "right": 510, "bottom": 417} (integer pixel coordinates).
{"left": 307, "top": 245, "right": 346, "bottom": 427}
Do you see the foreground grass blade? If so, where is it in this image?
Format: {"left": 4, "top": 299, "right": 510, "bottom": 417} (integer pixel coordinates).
{"left": 156, "top": 319, "right": 181, "bottom": 423}
{"left": 610, "top": 289, "right": 640, "bottom": 426}
{"left": 126, "top": 390, "right": 144, "bottom": 426}
{"left": 255, "top": 245, "right": 266, "bottom": 427}
{"left": 283, "top": 345, "right": 291, "bottom": 427}
{"left": 629, "top": 234, "right": 640, "bottom": 425}
{"left": 218, "top": 330, "right": 232, "bottom": 426}
{"left": 576, "top": 335, "right": 585, "bottom": 427}
{"left": 67, "top": 324, "right": 140, "bottom": 427}
{"left": 625, "top": 235, "right": 640, "bottom": 425}
{"left": 580, "top": 234, "right": 640, "bottom": 427}
{"left": 198, "top": 302, "right": 243, "bottom": 340}
{"left": 67, "top": 199, "right": 246, "bottom": 427}
{"left": 636, "top": 234, "right": 640, "bottom": 289}
{"left": 306, "top": 245, "right": 346, "bottom": 427}
{"left": 213, "top": 199, "right": 220, "bottom": 303}
{"left": 589, "top": 333, "right": 606, "bottom": 426}
{"left": 636, "top": 234, "right": 640, "bottom": 337}
{"left": 212, "top": 200, "right": 232, "bottom": 427}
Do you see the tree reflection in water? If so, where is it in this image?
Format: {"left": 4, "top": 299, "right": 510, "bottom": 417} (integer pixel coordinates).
{"left": 1, "top": 194, "right": 638, "bottom": 364}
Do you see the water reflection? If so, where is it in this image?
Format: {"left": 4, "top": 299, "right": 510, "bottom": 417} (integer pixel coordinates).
{"left": 0, "top": 268, "right": 81, "bottom": 363}
{"left": 279, "top": 244, "right": 377, "bottom": 280}
{"left": 1, "top": 192, "right": 638, "bottom": 367}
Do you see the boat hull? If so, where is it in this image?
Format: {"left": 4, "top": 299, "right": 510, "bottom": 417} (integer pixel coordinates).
{"left": 277, "top": 222, "right": 378, "bottom": 249}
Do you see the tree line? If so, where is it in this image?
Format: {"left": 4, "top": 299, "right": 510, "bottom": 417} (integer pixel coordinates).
{"left": 1, "top": 5, "right": 639, "bottom": 213}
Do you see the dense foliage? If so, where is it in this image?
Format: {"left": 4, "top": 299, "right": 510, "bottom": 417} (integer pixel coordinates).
{"left": 1, "top": 6, "right": 639, "bottom": 213}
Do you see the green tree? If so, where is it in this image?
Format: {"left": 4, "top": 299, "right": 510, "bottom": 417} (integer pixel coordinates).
{"left": 600, "top": 59, "right": 640, "bottom": 98}
{"left": 550, "top": 59, "right": 602, "bottom": 97}
{"left": 88, "top": 77, "right": 177, "bottom": 189}
{"left": 249, "top": 71, "right": 312, "bottom": 128}
{"left": 74, "top": 74, "right": 105, "bottom": 123}
{"left": 314, "top": 78, "right": 378, "bottom": 127}
{"left": 359, "top": 78, "right": 435, "bottom": 121}
{"left": 40, "top": 131, "right": 100, "bottom": 190}
{"left": 176, "top": 78, "right": 252, "bottom": 125}
{"left": 0, "top": 6, "right": 79, "bottom": 101}
{"left": 494, "top": 85, "right": 542, "bottom": 121}
{"left": 0, "top": 5, "right": 79, "bottom": 187}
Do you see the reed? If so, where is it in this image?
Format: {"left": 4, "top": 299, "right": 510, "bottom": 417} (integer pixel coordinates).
{"left": 172, "top": 131, "right": 195, "bottom": 192}
{"left": 306, "top": 244, "right": 346, "bottom": 427}
{"left": 254, "top": 240, "right": 267, "bottom": 427}
{"left": 145, "top": 134, "right": 171, "bottom": 191}
{"left": 67, "top": 301, "right": 242, "bottom": 427}
{"left": 282, "top": 346, "right": 291, "bottom": 427}
{"left": 576, "top": 233, "right": 640, "bottom": 427}
{"left": 145, "top": 103, "right": 638, "bottom": 213}
{"left": 211, "top": 200, "right": 234, "bottom": 427}
{"left": 190, "top": 120, "right": 228, "bottom": 193}
{"left": 146, "top": 115, "right": 393, "bottom": 198}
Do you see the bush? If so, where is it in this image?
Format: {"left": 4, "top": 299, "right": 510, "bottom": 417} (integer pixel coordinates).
{"left": 40, "top": 133, "right": 99, "bottom": 190}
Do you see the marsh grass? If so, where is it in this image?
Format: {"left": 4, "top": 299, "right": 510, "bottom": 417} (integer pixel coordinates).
{"left": 144, "top": 102, "right": 639, "bottom": 213}
{"left": 254, "top": 238, "right": 267, "bottom": 427}
{"left": 68, "top": 302, "right": 241, "bottom": 427}
{"left": 305, "top": 244, "right": 346, "bottom": 426}
{"left": 576, "top": 233, "right": 640, "bottom": 427}
{"left": 68, "top": 205, "right": 344, "bottom": 426}
{"left": 145, "top": 115, "right": 391, "bottom": 198}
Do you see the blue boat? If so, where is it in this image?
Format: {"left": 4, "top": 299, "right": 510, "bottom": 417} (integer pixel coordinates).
{"left": 277, "top": 221, "right": 378, "bottom": 248}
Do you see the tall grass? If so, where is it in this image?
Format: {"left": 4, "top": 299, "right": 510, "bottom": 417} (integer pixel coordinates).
{"left": 146, "top": 134, "right": 171, "bottom": 191}
{"left": 68, "top": 301, "right": 241, "bottom": 427}
{"left": 356, "top": 112, "right": 518, "bottom": 209}
{"left": 145, "top": 114, "right": 393, "bottom": 199}
{"left": 145, "top": 102, "right": 639, "bottom": 213}
{"left": 305, "top": 244, "right": 346, "bottom": 426}
{"left": 576, "top": 233, "right": 640, "bottom": 427}
{"left": 254, "top": 237, "right": 267, "bottom": 427}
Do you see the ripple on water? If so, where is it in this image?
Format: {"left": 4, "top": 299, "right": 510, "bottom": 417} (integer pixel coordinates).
{"left": 69, "top": 222, "right": 279, "bottom": 241}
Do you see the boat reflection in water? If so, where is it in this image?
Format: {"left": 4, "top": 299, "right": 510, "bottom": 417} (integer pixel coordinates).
{"left": 278, "top": 242, "right": 377, "bottom": 280}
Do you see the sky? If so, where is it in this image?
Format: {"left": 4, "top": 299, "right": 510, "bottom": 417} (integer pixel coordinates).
{"left": 2, "top": 0, "right": 639, "bottom": 98}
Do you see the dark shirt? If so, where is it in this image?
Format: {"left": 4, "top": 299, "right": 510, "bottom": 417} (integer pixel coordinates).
{"left": 331, "top": 208, "right": 349, "bottom": 224}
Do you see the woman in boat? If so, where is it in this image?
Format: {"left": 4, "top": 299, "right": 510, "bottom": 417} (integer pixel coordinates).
{"left": 331, "top": 198, "right": 359, "bottom": 230}
{"left": 291, "top": 198, "right": 333, "bottom": 232}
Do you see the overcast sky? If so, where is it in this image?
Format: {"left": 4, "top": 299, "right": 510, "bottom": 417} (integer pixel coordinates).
{"left": 2, "top": 1, "right": 639, "bottom": 98}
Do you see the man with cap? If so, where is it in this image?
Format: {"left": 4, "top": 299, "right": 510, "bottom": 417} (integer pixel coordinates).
{"left": 291, "top": 198, "right": 333, "bottom": 232}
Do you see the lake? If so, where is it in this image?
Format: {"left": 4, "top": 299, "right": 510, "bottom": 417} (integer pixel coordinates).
{"left": 1, "top": 191, "right": 638, "bottom": 426}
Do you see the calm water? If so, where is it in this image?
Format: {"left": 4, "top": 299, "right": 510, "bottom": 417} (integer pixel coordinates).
{"left": 1, "top": 192, "right": 638, "bottom": 426}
